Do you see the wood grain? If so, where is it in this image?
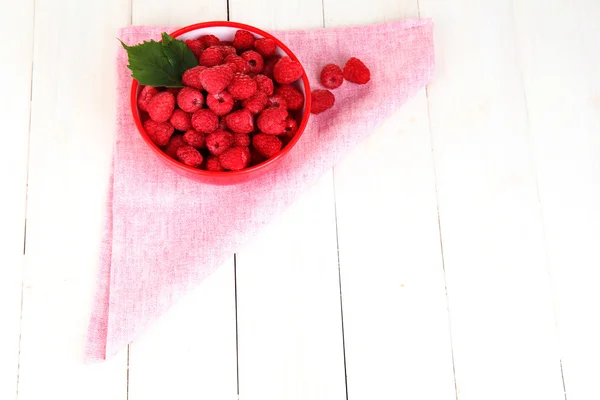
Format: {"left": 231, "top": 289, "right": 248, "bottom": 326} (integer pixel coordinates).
{"left": 18, "top": 0, "right": 129, "bottom": 399}
{"left": 513, "top": 1, "right": 600, "bottom": 398}
{"left": 419, "top": 1, "right": 565, "bottom": 399}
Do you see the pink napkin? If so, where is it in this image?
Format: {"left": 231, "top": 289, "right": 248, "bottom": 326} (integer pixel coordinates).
{"left": 86, "top": 19, "right": 434, "bottom": 362}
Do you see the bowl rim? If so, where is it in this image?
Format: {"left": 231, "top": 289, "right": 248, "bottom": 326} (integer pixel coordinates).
{"left": 130, "top": 20, "right": 312, "bottom": 180}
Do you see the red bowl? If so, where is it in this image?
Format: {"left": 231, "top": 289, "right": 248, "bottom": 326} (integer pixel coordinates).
{"left": 130, "top": 21, "right": 311, "bottom": 185}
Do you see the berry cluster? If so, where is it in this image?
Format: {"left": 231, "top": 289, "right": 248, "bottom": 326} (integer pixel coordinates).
{"left": 311, "top": 57, "right": 370, "bottom": 115}
{"left": 138, "top": 30, "right": 306, "bottom": 171}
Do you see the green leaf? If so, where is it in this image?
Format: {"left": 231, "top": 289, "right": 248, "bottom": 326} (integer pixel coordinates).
{"left": 120, "top": 33, "right": 199, "bottom": 88}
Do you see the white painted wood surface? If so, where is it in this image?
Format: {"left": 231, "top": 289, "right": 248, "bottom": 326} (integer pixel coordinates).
{"left": 0, "top": 0, "right": 598, "bottom": 399}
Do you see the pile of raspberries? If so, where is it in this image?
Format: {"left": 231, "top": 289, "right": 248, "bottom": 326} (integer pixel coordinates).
{"left": 139, "top": 29, "right": 370, "bottom": 171}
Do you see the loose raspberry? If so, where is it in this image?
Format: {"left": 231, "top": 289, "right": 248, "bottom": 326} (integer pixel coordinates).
{"left": 343, "top": 57, "right": 370, "bottom": 84}
{"left": 219, "top": 146, "right": 251, "bottom": 171}
{"left": 144, "top": 120, "right": 174, "bottom": 146}
{"left": 250, "top": 147, "right": 267, "bottom": 166}
{"left": 199, "top": 34, "right": 220, "bottom": 48}
{"left": 164, "top": 134, "right": 185, "bottom": 158}
{"left": 138, "top": 85, "right": 159, "bottom": 112}
{"left": 233, "top": 30, "right": 255, "bottom": 51}
{"left": 253, "top": 133, "right": 282, "bottom": 158}
{"left": 224, "top": 109, "right": 254, "bottom": 134}
{"left": 233, "top": 132, "right": 251, "bottom": 147}
{"left": 182, "top": 66, "right": 207, "bottom": 90}
{"left": 310, "top": 89, "right": 335, "bottom": 114}
{"left": 191, "top": 109, "right": 219, "bottom": 133}
{"left": 224, "top": 55, "right": 250, "bottom": 74}
{"left": 219, "top": 45, "right": 237, "bottom": 58}
{"left": 241, "top": 50, "right": 264, "bottom": 74}
{"left": 242, "top": 91, "right": 268, "bottom": 114}
{"left": 206, "top": 130, "right": 234, "bottom": 156}
{"left": 253, "top": 38, "right": 276, "bottom": 58}
{"left": 185, "top": 39, "right": 203, "bottom": 61}
{"left": 177, "top": 87, "right": 204, "bottom": 113}
{"left": 257, "top": 107, "right": 287, "bottom": 135}
{"left": 320, "top": 63, "right": 344, "bottom": 89}
{"left": 228, "top": 73, "right": 257, "bottom": 100}
{"left": 254, "top": 74, "right": 274, "bottom": 95}
{"left": 200, "top": 46, "right": 224, "bottom": 67}
{"left": 147, "top": 91, "right": 175, "bottom": 122}
{"left": 170, "top": 109, "right": 192, "bottom": 131}
{"left": 267, "top": 95, "right": 287, "bottom": 110}
{"left": 263, "top": 55, "right": 281, "bottom": 78}
{"left": 273, "top": 56, "right": 303, "bottom": 84}
{"left": 206, "top": 90, "right": 234, "bottom": 116}
{"left": 199, "top": 65, "right": 235, "bottom": 94}
{"left": 275, "top": 84, "right": 304, "bottom": 110}
{"left": 205, "top": 155, "right": 224, "bottom": 171}
{"left": 281, "top": 117, "right": 298, "bottom": 138}
{"left": 176, "top": 145, "right": 203, "bottom": 167}
{"left": 183, "top": 129, "right": 207, "bottom": 149}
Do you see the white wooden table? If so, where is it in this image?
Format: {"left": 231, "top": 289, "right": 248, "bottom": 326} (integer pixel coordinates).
{"left": 2, "top": 0, "right": 599, "bottom": 399}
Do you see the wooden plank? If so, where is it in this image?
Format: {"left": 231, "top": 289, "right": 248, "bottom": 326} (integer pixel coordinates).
{"left": 324, "top": 2, "right": 457, "bottom": 399}
{"left": 0, "top": 0, "right": 33, "bottom": 397}
{"left": 513, "top": 1, "right": 600, "bottom": 399}
{"left": 229, "top": 3, "right": 346, "bottom": 400}
{"left": 418, "top": 1, "right": 566, "bottom": 399}
{"left": 18, "top": 0, "right": 130, "bottom": 398}
{"left": 126, "top": 3, "right": 238, "bottom": 400}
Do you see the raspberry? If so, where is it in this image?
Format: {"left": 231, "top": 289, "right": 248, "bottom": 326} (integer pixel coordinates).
{"left": 275, "top": 84, "right": 304, "bottom": 110}
{"left": 241, "top": 50, "right": 264, "bottom": 74}
{"left": 233, "top": 30, "right": 255, "bottom": 51}
{"left": 242, "top": 91, "right": 268, "bottom": 114}
{"left": 224, "top": 109, "right": 254, "bottom": 134}
{"left": 183, "top": 129, "right": 207, "bottom": 149}
{"left": 320, "top": 63, "right": 344, "bottom": 89}
{"left": 267, "top": 95, "right": 287, "bottom": 110}
{"left": 253, "top": 38, "right": 276, "bottom": 58}
{"left": 227, "top": 73, "right": 257, "bottom": 100}
{"left": 164, "top": 134, "right": 185, "bottom": 158}
{"left": 233, "top": 132, "right": 251, "bottom": 147}
{"left": 138, "top": 85, "right": 158, "bottom": 112}
{"left": 199, "top": 65, "right": 235, "bottom": 94}
{"left": 263, "top": 55, "right": 281, "bottom": 78}
{"left": 206, "top": 130, "right": 234, "bottom": 156}
{"left": 169, "top": 109, "right": 192, "bottom": 131}
{"left": 191, "top": 109, "right": 219, "bottom": 133}
{"left": 282, "top": 116, "right": 298, "bottom": 138}
{"left": 177, "top": 87, "right": 204, "bottom": 113}
{"left": 200, "top": 46, "right": 224, "bottom": 67}
{"left": 253, "top": 133, "right": 282, "bottom": 158}
{"left": 205, "top": 155, "right": 224, "bottom": 171}
{"left": 254, "top": 74, "right": 274, "bottom": 95}
{"left": 176, "top": 145, "right": 203, "bottom": 167}
{"left": 250, "top": 147, "right": 267, "bottom": 166}
{"left": 199, "top": 34, "right": 220, "bottom": 48}
{"left": 206, "top": 90, "right": 234, "bottom": 116}
{"left": 219, "top": 146, "right": 251, "bottom": 171}
{"left": 219, "top": 45, "right": 237, "bottom": 58}
{"left": 273, "top": 56, "right": 303, "bottom": 84}
{"left": 144, "top": 120, "right": 174, "bottom": 146}
{"left": 224, "top": 55, "right": 250, "bottom": 74}
{"left": 147, "top": 91, "right": 175, "bottom": 122}
{"left": 310, "top": 89, "right": 335, "bottom": 114}
{"left": 257, "top": 107, "right": 287, "bottom": 135}
{"left": 343, "top": 57, "right": 370, "bottom": 84}
{"left": 185, "top": 39, "right": 203, "bottom": 61}
{"left": 182, "top": 66, "right": 207, "bottom": 90}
